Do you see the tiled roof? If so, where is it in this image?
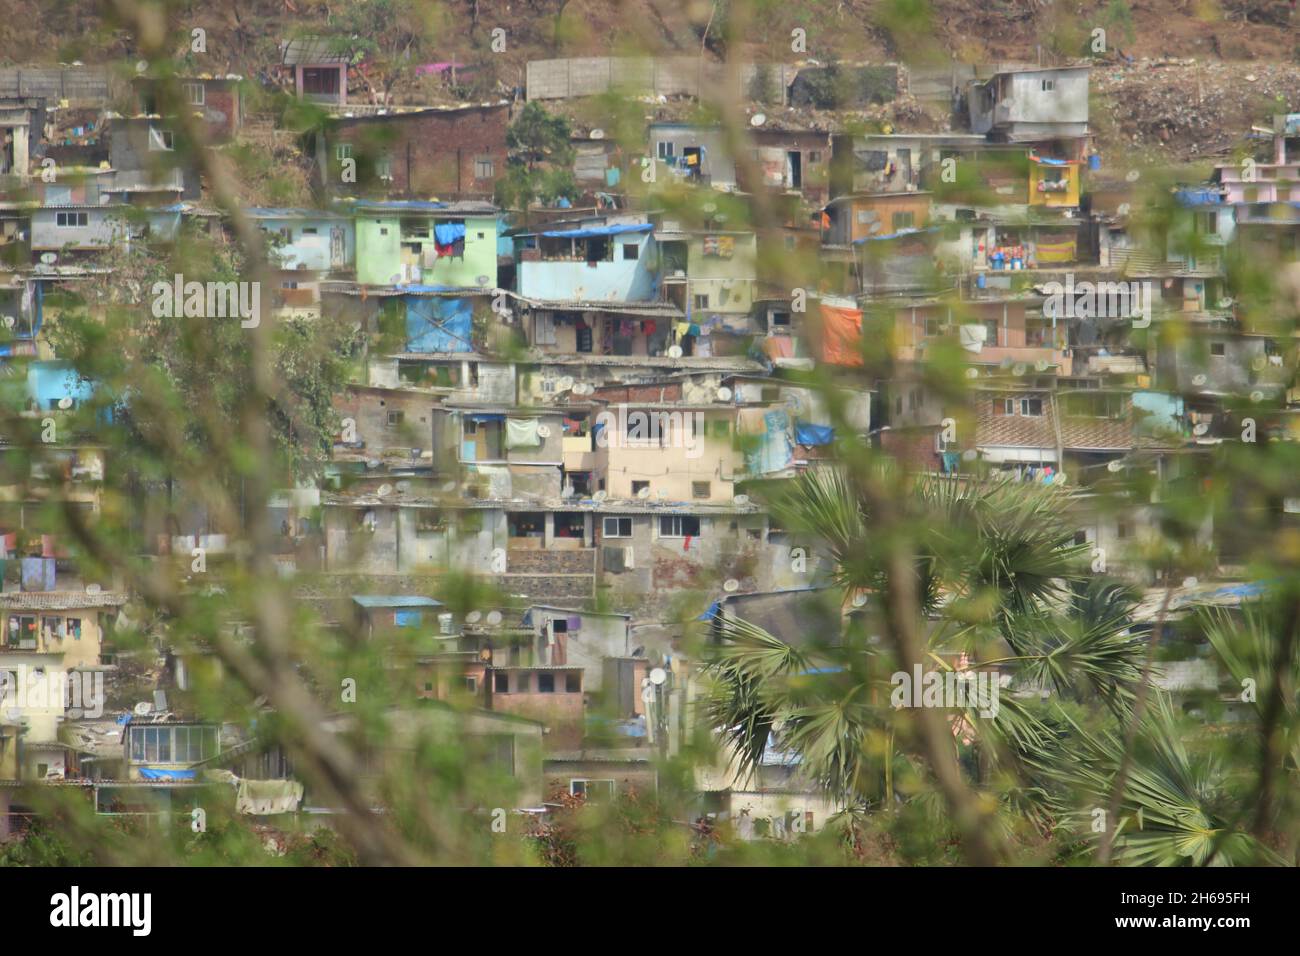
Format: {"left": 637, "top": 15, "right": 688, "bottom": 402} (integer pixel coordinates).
{"left": 0, "top": 591, "right": 128, "bottom": 610}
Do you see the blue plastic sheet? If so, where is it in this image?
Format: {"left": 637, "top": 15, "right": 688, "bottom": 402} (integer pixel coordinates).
{"left": 406, "top": 297, "right": 473, "bottom": 353}
{"left": 795, "top": 422, "right": 834, "bottom": 446}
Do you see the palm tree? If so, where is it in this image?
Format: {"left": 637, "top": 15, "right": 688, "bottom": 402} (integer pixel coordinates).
{"left": 698, "top": 468, "right": 1254, "bottom": 862}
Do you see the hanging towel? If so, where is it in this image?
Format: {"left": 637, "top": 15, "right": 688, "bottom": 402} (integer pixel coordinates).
{"left": 566, "top": 615, "right": 582, "bottom": 630}
{"left": 506, "top": 418, "right": 543, "bottom": 449}
{"left": 236, "top": 778, "right": 305, "bottom": 816}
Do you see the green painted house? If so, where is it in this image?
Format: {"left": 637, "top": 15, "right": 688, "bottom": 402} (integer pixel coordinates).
{"left": 350, "top": 200, "right": 499, "bottom": 289}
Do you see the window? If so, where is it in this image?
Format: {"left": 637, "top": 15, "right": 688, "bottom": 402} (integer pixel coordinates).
{"left": 474, "top": 156, "right": 494, "bottom": 178}
{"left": 565, "top": 672, "right": 581, "bottom": 693}
{"left": 657, "top": 141, "right": 675, "bottom": 159}
{"left": 603, "top": 517, "right": 632, "bottom": 537}
{"left": 538, "top": 673, "right": 555, "bottom": 693}
{"left": 1073, "top": 530, "right": 1088, "bottom": 546}
{"left": 184, "top": 82, "right": 205, "bottom": 106}
{"left": 387, "top": 409, "right": 404, "bottom": 427}
{"left": 494, "top": 672, "right": 509, "bottom": 693}
{"left": 925, "top": 317, "right": 943, "bottom": 337}
{"left": 631, "top": 480, "right": 650, "bottom": 496}
{"left": 462, "top": 676, "right": 478, "bottom": 694}
{"left": 983, "top": 319, "right": 999, "bottom": 347}
{"left": 891, "top": 211, "right": 915, "bottom": 231}
{"left": 515, "top": 673, "right": 530, "bottom": 693}
{"left": 1194, "top": 211, "right": 1217, "bottom": 235}
{"left": 55, "top": 212, "right": 88, "bottom": 228}
{"left": 148, "top": 127, "right": 174, "bottom": 151}
{"left": 376, "top": 154, "right": 393, "bottom": 180}
{"left": 335, "top": 143, "right": 353, "bottom": 161}
{"left": 622, "top": 242, "right": 639, "bottom": 260}
{"left": 1041, "top": 78, "right": 1056, "bottom": 92}
{"left": 415, "top": 511, "right": 446, "bottom": 534}
{"left": 1019, "top": 398, "right": 1043, "bottom": 417}
{"left": 809, "top": 150, "right": 822, "bottom": 163}
{"left": 659, "top": 515, "right": 701, "bottom": 537}
{"left": 69, "top": 618, "right": 82, "bottom": 640}
{"left": 1210, "top": 342, "right": 1226, "bottom": 357}
{"left": 692, "top": 481, "right": 711, "bottom": 499}
{"left": 693, "top": 294, "right": 710, "bottom": 310}
{"left": 1116, "top": 520, "right": 1132, "bottom": 540}
{"left": 571, "top": 779, "right": 615, "bottom": 800}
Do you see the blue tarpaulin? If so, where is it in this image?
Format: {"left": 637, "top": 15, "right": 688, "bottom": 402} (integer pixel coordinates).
{"left": 406, "top": 296, "right": 473, "bottom": 353}
{"left": 434, "top": 222, "right": 467, "bottom": 245}
{"left": 1175, "top": 188, "right": 1221, "bottom": 207}
{"left": 138, "top": 767, "right": 197, "bottom": 781}
{"left": 539, "top": 223, "right": 653, "bottom": 239}
{"left": 698, "top": 600, "right": 721, "bottom": 622}
{"left": 795, "top": 421, "right": 834, "bottom": 446}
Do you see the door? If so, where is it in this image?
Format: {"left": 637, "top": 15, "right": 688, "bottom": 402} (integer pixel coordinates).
{"left": 330, "top": 226, "right": 345, "bottom": 268}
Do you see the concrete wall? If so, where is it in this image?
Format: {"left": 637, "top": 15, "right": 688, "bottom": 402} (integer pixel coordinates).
{"left": 355, "top": 214, "right": 496, "bottom": 287}
{"left": 526, "top": 57, "right": 796, "bottom": 103}
{"left": 0, "top": 67, "right": 110, "bottom": 104}
{"left": 517, "top": 232, "right": 659, "bottom": 302}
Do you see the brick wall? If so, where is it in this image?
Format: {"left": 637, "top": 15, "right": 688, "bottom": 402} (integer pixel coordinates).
{"left": 333, "top": 105, "right": 509, "bottom": 199}
{"left": 499, "top": 573, "right": 594, "bottom": 602}
{"left": 507, "top": 549, "right": 595, "bottom": 574}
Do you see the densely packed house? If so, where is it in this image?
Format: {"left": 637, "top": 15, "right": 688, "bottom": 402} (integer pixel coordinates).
{"left": 0, "top": 51, "right": 1283, "bottom": 840}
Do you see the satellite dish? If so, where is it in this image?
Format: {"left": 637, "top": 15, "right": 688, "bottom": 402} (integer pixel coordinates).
{"left": 476, "top": 274, "right": 490, "bottom": 286}
{"left": 1012, "top": 363, "right": 1027, "bottom": 376}
{"left": 441, "top": 480, "right": 458, "bottom": 492}
{"left": 868, "top": 220, "right": 883, "bottom": 234}
{"left": 702, "top": 202, "right": 717, "bottom": 214}
{"left": 1192, "top": 374, "right": 1207, "bottom": 386}
{"left": 40, "top": 253, "right": 57, "bottom": 265}
{"left": 1250, "top": 390, "right": 1264, "bottom": 403}
{"left": 852, "top": 592, "right": 868, "bottom": 608}
{"left": 734, "top": 493, "right": 750, "bottom": 506}
{"left": 486, "top": 610, "right": 502, "bottom": 625}
{"left": 1126, "top": 169, "right": 1140, "bottom": 182}
{"left": 750, "top": 113, "right": 766, "bottom": 127}
{"left": 536, "top": 424, "right": 552, "bottom": 439}
{"left": 558, "top": 375, "right": 575, "bottom": 391}
{"left": 57, "top": 396, "right": 73, "bottom": 410}
{"left": 1106, "top": 459, "right": 1123, "bottom": 472}
{"left": 1182, "top": 576, "right": 1199, "bottom": 589}
{"left": 649, "top": 667, "right": 667, "bottom": 685}
{"left": 86, "top": 583, "right": 102, "bottom": 594}
{"left": 593, "top": 490, "right": 608, "bottom": 503}
{"left": 716, "top": 386, "right": 733, "bottom": 401}
{"left": 966, "top": 367, "right": 980, "bottom": 379}
{"left": 465, "top": 610, "right": 482, "bottom": 624}
{"left": 723, "top": 578, "right": 739, "bottom": 592}
{"left": 590, "top": 128, "right": 605, "bottom": 140}
{"left": 1252, "top": 355, "right": 1267, "bottom": 371}
{"left": 376, "top": 483, "right": 393, "bottom": 497}
{"left": 667, "top": 345, "right": 683, "bottom": 358}
{"left": 1035, "top": 359, "right": 1050, "bottom": 372}
{"left": 637, "top": 486, "right": 651, "bottom": 499}
{"left": 2, "top": 316, "right": 13, "bottom": 328}
{"left": 1117, "top": 203, "right": 1131, "bottom": 217}
{"left": 135, "top": 60, "right": 149, "bottom": 74}
{"left": 133, "top": 701, "right": 152, "bottom": 715}
{"left": 1193, "top": 422, "right": 1209, "bottom": 436}
{"left": 365, "top": 459, "right": 381, "bottom": 470}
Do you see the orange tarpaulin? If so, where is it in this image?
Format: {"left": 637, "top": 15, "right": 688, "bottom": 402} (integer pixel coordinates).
{"left": 819, "top": 301, "right": 864, "bottom": 367}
